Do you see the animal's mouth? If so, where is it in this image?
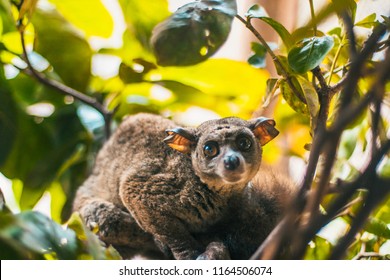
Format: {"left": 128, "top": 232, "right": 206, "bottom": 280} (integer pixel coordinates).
{"left": 218, "top": 165, "right": 252, "bottom": 185}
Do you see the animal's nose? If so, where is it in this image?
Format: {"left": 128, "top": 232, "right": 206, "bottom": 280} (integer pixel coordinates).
{"left": 224, "top": 155, "right": 240, "bottom": 170}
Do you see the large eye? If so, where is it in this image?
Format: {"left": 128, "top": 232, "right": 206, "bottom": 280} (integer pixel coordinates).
{"left": 203, "top": 141, "right": 219, "bottom": 158}
{"left": 236, "top": 135, "right": 252, "bottom": 151}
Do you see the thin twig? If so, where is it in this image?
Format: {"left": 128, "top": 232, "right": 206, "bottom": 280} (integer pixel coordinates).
{"left": 312, "top": 67, "right": 328, "bottom": 90}
{"left": 235, "top": 15, "right": 304, "bottom": 103}
{"left": 309, "top": 0, "right": 317, "bottom": 36}
{"left": 330, "top": 177, "right": 390, "bottom": 259}
{"left": 352, "top": 252, "right": 385, "bottom": 260}
{"left": 290, "top": 139, "right": 390, "bottom": 259}
{"left": 327, "top": 35, "right": 346, "bottom": 85}
{"left": 339, "top": 23, "right": 387, "bottom": 110}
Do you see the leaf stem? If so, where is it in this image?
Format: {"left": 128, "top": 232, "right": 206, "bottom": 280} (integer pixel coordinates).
{"left": 309, "top": 0, "right": 317, "bottom": 36}
{"left": 235, "top": 15, "right": 279, "bottom": 65}
{"left": 327, "top": 35, "right": 345, "bottom": 85}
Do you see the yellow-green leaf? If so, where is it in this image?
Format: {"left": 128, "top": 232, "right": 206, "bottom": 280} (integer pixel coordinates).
{"left": 280, "top": 78, "right": 308, "bottom": 115}
{"left": 48, "top": 0, "right": 114, "bottom": 38}
{"left": 32, "top": 9, "right": 92, "bottom": 91}
{"left": 1, "top": 24, "right": 34, "bottom": 54}
{"left": 0, "top": 17, "right": 3, "bottom": 40}
{"left": 297, "top": 76, "right": 320, "bottom": 124}
{"left": 355, "top": 13, "right": 378, "bottom": 29}
{"left": 18, "top": 0, "right": 38, "bottom": 22}
{"left": 0, "top": 0, "right": 16, "bottom": 34}
{"left": 377, "top": 157, "right": 390, "bottom": 179}
{"left": 146, "top": 59, "right": 267, "bottom": 96}
{"left": 365, "top": 217, "right": 390, "bottom": 239}
{"left": 119, "top": 0, "right": 170, "bottom": 50}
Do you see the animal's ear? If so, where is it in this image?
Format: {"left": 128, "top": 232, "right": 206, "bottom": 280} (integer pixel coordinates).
{"left": 164, "top": 127, "right": 196, "bottom": 154}
{"left": 249, "top": 117, "right": 279, "bottom": 146}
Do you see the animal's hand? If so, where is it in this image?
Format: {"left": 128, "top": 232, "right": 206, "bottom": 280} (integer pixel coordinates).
{"left": 197, "top": 241, "right": 231, "bottom": 260}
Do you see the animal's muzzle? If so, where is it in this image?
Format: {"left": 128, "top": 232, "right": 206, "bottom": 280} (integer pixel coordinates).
{"left": 224, "top": 155, "right": 240, "bottom": 171}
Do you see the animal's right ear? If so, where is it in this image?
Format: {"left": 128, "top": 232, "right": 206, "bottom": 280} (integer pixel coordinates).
{"left": 249, "top": 117, "right": 279, "bottom": 146}
{"left": 164, "top": 128, "right": 196, "bottom": 154}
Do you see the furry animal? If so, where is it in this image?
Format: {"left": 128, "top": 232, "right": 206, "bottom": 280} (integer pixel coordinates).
{"left": 73, "top": 113, "right": 295, "bottom": 260}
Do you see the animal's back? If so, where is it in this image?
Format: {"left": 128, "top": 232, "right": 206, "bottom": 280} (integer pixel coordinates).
{"left": 74, "top": 113, "right": 180, "bottom": 208}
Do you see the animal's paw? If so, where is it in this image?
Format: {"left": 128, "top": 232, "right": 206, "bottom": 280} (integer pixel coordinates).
{"left": 196, "top": 242, "right": 231, "bottom": 260}
{"left": 81, "top": 201, "right": 138, "bottom": 245}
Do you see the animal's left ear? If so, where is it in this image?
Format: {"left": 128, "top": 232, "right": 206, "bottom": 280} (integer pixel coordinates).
{"left": 164, "top": 127, "right": 196, "bottom": 154}
{"left": 249, "top": 117, "right": 279, "bottom": 146}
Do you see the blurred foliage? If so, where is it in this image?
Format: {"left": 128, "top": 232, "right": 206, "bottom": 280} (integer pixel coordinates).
{"left": 0, "top": 0, "right": 389, "bottom": 260}
{"left": 0, "top": 201, "right": 120, "bottom": 259}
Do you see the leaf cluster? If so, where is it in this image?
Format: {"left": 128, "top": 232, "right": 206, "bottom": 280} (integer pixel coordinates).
{"left": 0, "top": 199, "right": 120, "bottom": 259}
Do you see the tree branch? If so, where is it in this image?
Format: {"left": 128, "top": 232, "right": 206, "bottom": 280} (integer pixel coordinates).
{"left": 252, "top": 24, "right": 390, "bottom": 259}
{"left": 19, "top": 28, "right": 114, "bottom": 139}
{"left": 330, "top": 177, "right": 390, "bottom": 259}
{"left": 235, "top": 15, "right": 304, "bottom": 103}
{"left": 352, "top": 252, "right": 386, "bottom": 260}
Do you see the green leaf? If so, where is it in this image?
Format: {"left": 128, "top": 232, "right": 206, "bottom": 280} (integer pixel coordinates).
{"left": 377, "top": 157, "right": 390, "bottom": 179}
{"left": 329, "top": 86, "right": 367, "bottom": 129}
{"left": 291, "top": 27, "right": 326, "bottom": 44}
{"left": 355, "top": 13, "right": 378, "bottom": 29}
{"left": 151, "top": 0, "right": 237, "bottom": 66}
{"left": 296, "top": 76, "right": 319, "bottom": 125}
{"left": 338, "top": 128, "right": 359, "bottom": 160}
{"left": 364, "top": 217, "right": 390, "bottom": 239}
{"left": 0, "top": 211, "right": 78, "bottom": 259}
{"left": 0, "top": 17, "right": 3, "bottom": 40}
{"left": 382, "top": 16, "right": 390, "bottom": 27}
{"left": 262, "top": 78, "right": 280, "bottom": 108}
{"left": 245, "top": 4, "right": 267, "bottom": 18}
{"left": 288, "top": 36, "right": 334, "bottom": 74}
{"left": 245, "top": 4, "right": 293, "bottom": 49}
{"left": 274, "top": 55, "right": 295, "bottom": 77}
{"left": 1, "top": 76, "right": 90, "bottom": 210}
{"left": 0, "top": 187, "right": 11, "bottom": 214}
{"left": 374, "top": 196, "right": 390, "bottom": 224}
{"left": 280, "top": 78, "right": 308, "bottom": 115}
{"left": 0, "top": 211, "right": 120, "bottom": 259}
{"left": 18, "top": 0, "right": 38, "bottom": 23}
{"left": 248, "top": 42, "right": 267, "bottom": 68}
{"left": 66, "top": 213, "right": 121, "bottom": 260}
{"left": 0, "top": 65, "right": 17, "bottom": 167}
{"left": 119, "top": 0, "right": 170, "bottom": 50}
{"left": 304, "top": 236, "right": 332, "bottom": 260}
{"left": 0, "top": 0, "right": 16, "bottom": 34}
{"left": 1, "top": 24, "right": 35, "bottom": 54}
{"left": 31, "top": 8, "right": 92, "bottom": 91}
{"left": 119, "top": 62, "right": 144, "bottom": 84}
{"left": 48, "top": 0, "right": 114, "bottom": 38}
{"left": 48, "top": 182, "right": 67, "bottom": 223}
